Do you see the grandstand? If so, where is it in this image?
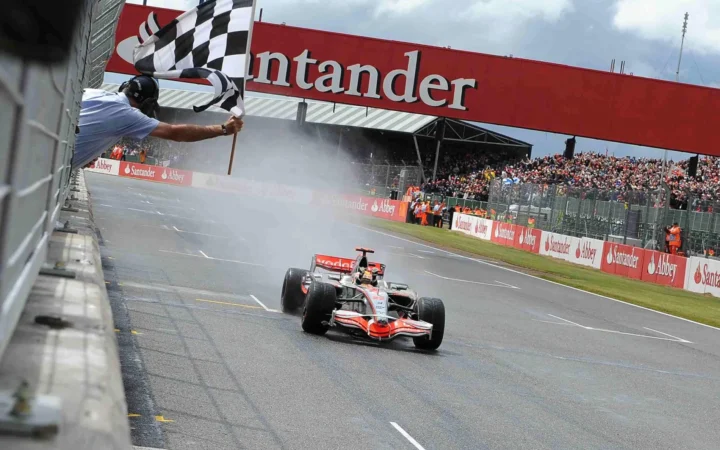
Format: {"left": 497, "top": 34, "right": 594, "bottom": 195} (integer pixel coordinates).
{"left": 99, "top": 83, "right": 532, "bottom": 194}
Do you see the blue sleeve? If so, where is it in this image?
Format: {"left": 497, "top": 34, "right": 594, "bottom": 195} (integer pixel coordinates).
{"left": 117, "top": 104, "right": 160, "bottom": 140}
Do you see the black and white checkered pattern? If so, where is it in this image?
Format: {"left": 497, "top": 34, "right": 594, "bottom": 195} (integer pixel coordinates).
{"left": 133, "top": 0, "right": 255, "bottom": 117}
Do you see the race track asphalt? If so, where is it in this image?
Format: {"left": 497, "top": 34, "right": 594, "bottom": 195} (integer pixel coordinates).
{"left": 86, "top": 172, "right": 720, "bottom": 450}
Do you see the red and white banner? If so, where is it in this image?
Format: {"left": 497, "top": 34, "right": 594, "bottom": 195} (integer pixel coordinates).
{"left": 491, "top": 222, "right": 517, "bottom": 247}
{"left": 684, "top": 257, "right": 720, "bottom": 296}
{"left": 601, "top": 242, "right": 644, "bottom": 280}
{"left": 513, "top": 226, "right": 542, "bottom": 254}
{"left": 539, "top": 232, "right": 577, "bottom": 262}
{"left": 104, "top": 4, "right": 720, "bottom": 157}
{"left": 119, "top": 162, "right": 193, "bottom": 186}
{"left": 567, "top": 237, "right": 604, "bottom": 269}
{"left": 85, "top": 158, "right": 120, "bottom": 176}
{"left": 312, "top": 193, "right": 408, "bottom": 222}
{"left": 451, "top": 213, "right": 492, "bottom": 241}
{"left": 642, "top": 250, "right": 687, "bottom": 288}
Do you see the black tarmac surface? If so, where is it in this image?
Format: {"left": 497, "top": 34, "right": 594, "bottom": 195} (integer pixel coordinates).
{"left": 87, "top": 172, "right": 720, "bottom": 450}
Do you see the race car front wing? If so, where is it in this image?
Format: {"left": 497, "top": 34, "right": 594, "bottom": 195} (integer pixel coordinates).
{"left": 330, "top": 310, "right": 433, "bottom": 341}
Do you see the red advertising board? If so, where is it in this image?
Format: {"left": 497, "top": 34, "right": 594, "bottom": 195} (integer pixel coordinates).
{"left": 641, "top": 250, "right": 687, "bottom": 288}
{"left": 491, "top": 222, "right": 517, "bottom": 247}
{"left": 513, "top": 226, "right": 541, "bottom": 254}
{"left": 119, "top": 162, "right": 193, "bottom": 186}
{"left": 106, "top": 4, "right": 720, "bottom": 157}
{"left": 312, "top": 192, "right": 408, "bottom": 222}
{"left": 601, "top": 242, "right": 644, "bottom": 280}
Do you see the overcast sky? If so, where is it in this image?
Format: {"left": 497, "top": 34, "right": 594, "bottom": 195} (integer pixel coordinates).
{"left": 117, "top": 0, "right": 719, "bottom": 160}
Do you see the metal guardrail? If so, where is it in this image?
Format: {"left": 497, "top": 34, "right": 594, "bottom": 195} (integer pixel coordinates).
{"left": 0, "top": 0, "right": 125, "bottom": 360}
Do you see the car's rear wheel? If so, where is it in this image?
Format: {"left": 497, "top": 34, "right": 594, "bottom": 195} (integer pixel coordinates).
{"left": 301, "top": 282, "right": 337, "bottom": 335}
{"left": 413, "top": 297, "right": 445, "bottom": 350}
{"left": 281, "top": 268, "right": 309, "bottom": 314}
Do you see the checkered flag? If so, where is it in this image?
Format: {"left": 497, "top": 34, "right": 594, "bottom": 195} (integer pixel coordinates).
{"left": 133, "top": 0, "right": 256, "bottom": 117}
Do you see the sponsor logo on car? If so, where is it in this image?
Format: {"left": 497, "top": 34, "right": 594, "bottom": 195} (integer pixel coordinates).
{"left": 316, "top": 257, "right": 353, "bottom": 271}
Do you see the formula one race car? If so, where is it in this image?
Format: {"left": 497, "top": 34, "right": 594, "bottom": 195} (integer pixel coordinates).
{"left": 281, "top": 247, "right": 445, "bottom": 350}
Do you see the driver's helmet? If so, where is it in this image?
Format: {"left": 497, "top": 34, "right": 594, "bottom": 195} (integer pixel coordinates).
{"left": 359, "top": 270, "right": 373, "bottom": 285}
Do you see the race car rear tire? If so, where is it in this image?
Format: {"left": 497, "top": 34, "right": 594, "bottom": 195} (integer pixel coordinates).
{"left": 301, "top": 282, "right": 337, "bottom": 335}
{"left": 413, "top": 297, "right": 445, "bottom": 350}
{"left": 281, "top": 268, "right": 309, "bottom": 313}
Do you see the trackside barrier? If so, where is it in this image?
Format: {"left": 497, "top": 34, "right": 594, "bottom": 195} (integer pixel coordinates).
{"left": 87, "top": 161, "right": 719, "bottom": 299}
{"left": 0, "top": 0, "right": 123, "bottom": 361}
{"left": 451, "top": 213, "right": 717, "bottom": 299}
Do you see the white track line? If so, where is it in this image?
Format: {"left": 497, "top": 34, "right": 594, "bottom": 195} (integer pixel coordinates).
{"left": 547, "top": 314, "right": 585, "bottom": 328}
{"left": 417, "top": 250, "right": 435, "bottom": 254}
{"left": 644, "top": 327, "right": 693, "bottom": 343}
{"left": 158, "top": 249, "right": 262, "bottom": 267}
{"left": 356, "top": 225, "right": 720, "bottom": 333}
{"left": 172, "top": 225, "right": 231, "bottom": 239}
{"left": 407, "top": 253, "right": 426, "bottom": 259}
{"left": 424, "top": 270, "right": 520, "bottom": 289}
{"left": 545, "top": 314, "right": 692, "bottom": 343}
{"left": 199, "top": 250, "right": 210, "bottom": 259}
{"left": 249, "top": 294, "right": 278, "bottom": 313}
{"left": 390, "top": 422, "right": 426, "bottom": 450}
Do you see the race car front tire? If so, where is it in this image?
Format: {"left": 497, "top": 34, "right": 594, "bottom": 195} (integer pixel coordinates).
{"left": 281, "top": 268, "right": 309, "bottom": 313}
{"left": 301, "top": 282, "right": 337, "bottom": 335}
{"left": 413, "top": 297, "right": 445, "bottom": 350}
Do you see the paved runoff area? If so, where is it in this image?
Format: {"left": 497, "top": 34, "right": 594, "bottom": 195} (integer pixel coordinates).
{"left": 86, "top": 172, "right": 720, "bottom": 450}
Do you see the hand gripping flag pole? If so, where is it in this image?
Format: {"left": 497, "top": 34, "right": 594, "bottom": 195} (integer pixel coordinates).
{"left": 132, "top": 0, "right": 257, "bottom": 175}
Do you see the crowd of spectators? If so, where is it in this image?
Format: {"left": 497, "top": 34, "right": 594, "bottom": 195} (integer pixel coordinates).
{"left": 421, "top": 152, "right": 720, "bottom": 210}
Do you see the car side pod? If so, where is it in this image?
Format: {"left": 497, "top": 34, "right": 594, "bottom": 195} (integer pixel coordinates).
{"left": 413, "top": 297, "right": 445, "bottom": 350}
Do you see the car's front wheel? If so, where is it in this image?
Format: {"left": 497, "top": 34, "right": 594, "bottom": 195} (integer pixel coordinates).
{"left": 301, "top": 282, "right": 337, "bottom": 335}
{"left": 413, "top": 297, "right": 445, "bottom": 350}
{"left": 281, "top": 268, "right": 309, "bottom": 314}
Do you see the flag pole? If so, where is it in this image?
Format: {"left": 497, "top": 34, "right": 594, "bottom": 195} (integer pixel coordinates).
{"left": 227, "top": 131, "right": 238, "bottom": 175}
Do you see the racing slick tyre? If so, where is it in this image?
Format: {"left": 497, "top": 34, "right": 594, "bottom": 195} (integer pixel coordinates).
{"left": 413, "top": 297, "right": 445, "bottom": 350}
{"left": 301, "top": 282, "right": 337, "bottom": 335}
{"left": 281, "top": 268, "right": 309, "bottom": 314}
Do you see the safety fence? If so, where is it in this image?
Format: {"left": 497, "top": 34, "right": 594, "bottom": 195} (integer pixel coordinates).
{"left": 347, "top": 162, "right": 423, "bottom": 199}
{"left": 486, "top": 180, "right": 720, "bottom": 256}
{"left": 451, "top": 212, "right": 720, "bottom": 298}
{"left": 0, "top": 0, "right": 124, "bottom": 360}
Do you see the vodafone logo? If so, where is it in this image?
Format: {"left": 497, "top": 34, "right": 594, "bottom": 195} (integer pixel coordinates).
{"left": 648, "top": 253, "right": 677, "bottom": 281}
{"left": 545, "top": 235, "right": 571, "bottom": 255}
{"left": 316, "top": 257, "right": 352, "bottom": 271}
{"left": 606, "top": 246, "right": 639, "bottom": 268}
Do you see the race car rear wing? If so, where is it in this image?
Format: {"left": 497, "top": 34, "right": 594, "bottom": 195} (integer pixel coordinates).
{"left": 314, "top": 255, "right": 355, "bottom": 273}
{"left": 313, "top": 254, "right": 385, "bottom": 275}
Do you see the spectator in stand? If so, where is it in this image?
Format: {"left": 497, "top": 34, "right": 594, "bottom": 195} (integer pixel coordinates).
{"left": 422, "top": 151, "right": 720, "bottom": 207}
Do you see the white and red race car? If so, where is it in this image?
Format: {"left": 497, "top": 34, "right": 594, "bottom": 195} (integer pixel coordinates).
{"left": 281, "top": 247, "right": 445, "bottom": 350}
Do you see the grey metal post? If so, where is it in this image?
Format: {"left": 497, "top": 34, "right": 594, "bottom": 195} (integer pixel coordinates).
{"left": 412, "top": 135, "right": 427, "bottom": 184}
{"left": 432, "top": 140, "right": 442, "bottom": 182}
